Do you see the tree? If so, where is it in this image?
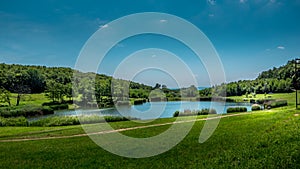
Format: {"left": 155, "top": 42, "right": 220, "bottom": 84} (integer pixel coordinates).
{"left": 0, "top": 88, "right": 11, "bottom": 106}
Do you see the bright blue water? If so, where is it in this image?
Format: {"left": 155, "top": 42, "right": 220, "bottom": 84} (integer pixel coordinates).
{"left": 28, "top": 101, "right": 252, "bottom": 121}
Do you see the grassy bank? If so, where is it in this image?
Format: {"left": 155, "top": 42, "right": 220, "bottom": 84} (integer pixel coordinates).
{"left": 0, "top": 106, "right": 299, "bottom": 168}
{"left": 0, "top": 92, "right": 299, "bottom": 168}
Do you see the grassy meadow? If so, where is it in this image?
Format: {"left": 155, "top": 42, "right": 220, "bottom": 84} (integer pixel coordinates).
{"left": 0, "top": 92, "right": 299, "bottom": 168}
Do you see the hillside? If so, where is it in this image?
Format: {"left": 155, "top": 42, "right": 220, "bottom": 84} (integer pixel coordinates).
{"left": 200, "top": 60, "right": 297, "bottom": 97}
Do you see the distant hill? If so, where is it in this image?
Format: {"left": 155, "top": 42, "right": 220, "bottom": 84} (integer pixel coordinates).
{"left": 257, "top": 60, "right": 294, "bottom": 80}
{"left": 199, "top": 60, "right": 298, "bottom": 97}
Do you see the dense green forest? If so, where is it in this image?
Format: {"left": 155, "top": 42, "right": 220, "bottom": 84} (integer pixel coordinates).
{"left": 0, "top": 59, "right": 298, "bottom": 108}
{"left": 0, "top": 63, "right": 182, "bottom": 108}
{"left": 199, "top": 60, "right": 298, "bottom": 97}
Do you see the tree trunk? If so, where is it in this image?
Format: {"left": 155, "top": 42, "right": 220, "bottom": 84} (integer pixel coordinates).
{"left": 16, "top": 93, "right": 20, "bottom": 106}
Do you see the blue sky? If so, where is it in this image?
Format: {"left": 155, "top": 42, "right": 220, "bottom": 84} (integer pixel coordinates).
{"left": 1, "top": 0, "right": 300, "bottom": 87}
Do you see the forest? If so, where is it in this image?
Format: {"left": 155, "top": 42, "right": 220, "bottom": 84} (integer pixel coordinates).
{"left": 0, "top": 59, "right": 298, "bottom": 109}
{"left": 199, "top": 60, "right": 299, "bottom": 97}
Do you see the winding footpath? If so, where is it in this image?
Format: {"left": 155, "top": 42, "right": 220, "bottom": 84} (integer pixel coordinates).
{"left": 0, "top": 112, "right": 254, "bottom": 143}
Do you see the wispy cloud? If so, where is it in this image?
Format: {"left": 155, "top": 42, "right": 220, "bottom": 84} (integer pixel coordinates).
{"left": 239, "top": 0, "right": 247, "bottom": 4}
{"left": 208, "top": 14, "right": 215, "bottom": 17}
{"left": 207, "top": 0, "right": 216, "bottom": 6}
{"left": 277, "top": 46, "right": 285, "bottom": 50}
{"left": 100, "top": 24, "right": 109, "bottom": 28}
{"left": 159, "top": 19, "right": 167, "bottom": 23}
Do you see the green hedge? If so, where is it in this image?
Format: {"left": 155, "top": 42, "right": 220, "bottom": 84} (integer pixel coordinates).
{"left": 227, "top": 107, "right": 247, "bottom": 113}
{"left": 133, "top": 99, "right": 146, "bottom": 105}
{"left": 251, "top": 105, "right": 261, "bottom": 111}
{"left": 270, "top": 100, "right": 288, "bottom": 108}
{"left": 197, "top": 108, "right": 217, "bottom": 115}
{"left": 49, "top": 104, "right": 68, "bottom": 110}
{"left": 173, "top": 108, "right": 217, "bottom": 117}
{"left": 0, "top": 116, "right": 28, "bottom": 126}
{"left": 0, "top": 106, "right": 54, "bottom": 118}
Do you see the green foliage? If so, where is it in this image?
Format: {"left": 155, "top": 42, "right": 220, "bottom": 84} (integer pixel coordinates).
{"left": 269, "top": 100, "right": 288, "bottom": 108}
{"left": 173, "top": 108, "right": 217, "bottom": 117}
{"left": 227, "top": 107, "right": 248, "bottom": 113}
{"left": 30, "top": 116, "right": 80, "bottom": 127}
{"left": 0, "top": 116, "right": 28, "bottom": 126}
{"left": 0, "top": 87, "right": 11, "bottom": 106}
{"left": 197, "top": 108, "right": 217, "bottom": 115}
{"left": 133, "top": 99, "right": 146, "bottom": 105}
{"left": 251, "top": 104, "right": 261, "bottom": 111}
{"left": 199, "top": 60, "right": 295, "bottom": 97}
{"left": 173, "top": 111, "right": 180, "bottom": 117}
{"left": 0, "top": 106, "right": 54, "bottom": 118}
{"left": 29, "top": 115, "right": 137, "bottom": 127}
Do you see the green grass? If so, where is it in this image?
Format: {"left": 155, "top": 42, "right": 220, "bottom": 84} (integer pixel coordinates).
{"left": 0, "top": 93, "right": 299, "bottom": 168}
{"left": 8, "top": 93, "right": 51, "bottom": 107}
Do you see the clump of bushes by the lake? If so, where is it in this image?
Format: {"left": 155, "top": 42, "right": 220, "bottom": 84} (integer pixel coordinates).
{"left": 271, "top": 100, "right": 288, "bottom": 108}
{"left": 30, "top": 116, "right": 80, "bottom": 127}
{"left": 133, "top": 99, "right": 147, "bottom": 105}
{"left": 251, "top": 104, "right": 261, "bottom": 111}
{"left": 0, "top": 106, "right": 54, "bottom": 118}
{"left": 0, "top": 116, "right": 29, "bottom": 126}
{"left": 197, "top": 108, "right": 217, "bottom": 115}
{"left": 49, "top": 104, "right": 69, "bottom": 110}
{"left": 115, "top": 101, "right": 131, "bottom": 106}
{"left": 173, "top": 108, "right": 217, "bottom": 117}
{"left": 226, "top": 107, "right": 248, "bottom": 113}
{"left": 42, "top": 102, "right": 69, "bottom": 110}
{"left": 0, "top": 115, "right": 139, "bottom": 127}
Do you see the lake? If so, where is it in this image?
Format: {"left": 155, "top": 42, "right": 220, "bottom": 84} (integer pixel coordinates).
{"left": 28, "top": 101, "right": 253, "bottom": 121}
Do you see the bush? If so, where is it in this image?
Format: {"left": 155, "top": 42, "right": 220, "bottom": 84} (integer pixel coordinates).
{"left": 49, "top": 104, "right": 68, "bottom": 110}
{"left": 173, "top": 111, "right": 180, "bottom": 117}
{"left": 251, "top": 104, "right": 261, "bottom": 111}
{"left": 116, "top": 101, "right": 131, "bottom": 106}
{"left": 133, "top": 99, "right": 146, "bottom": 105}
{"left": 42, "top": 101, "right": 61, "bottom": 106}
{"left": 0, "top": 106, "right": 54, "bottom": 118}
{"left": 173, "top": 108, "right": 217, "bottom": 117}
{"left": 197, "top": 108, "right": 217, "bottom": 115}
{"left": 0, "top": 116, "right": 28, "bottom": 126}
{"left": 270, "top": 100, "right": 288, "bottom": 108}
{"left": 227, "top": 107, "right": 247, "bottom": 113}
{"left": 30, "top": 116, "right": 80, "bottom": 127}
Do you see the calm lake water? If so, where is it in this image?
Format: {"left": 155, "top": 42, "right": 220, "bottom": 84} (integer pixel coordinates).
{"left": 28, "top": 101, "right": 253, "bottom": 121}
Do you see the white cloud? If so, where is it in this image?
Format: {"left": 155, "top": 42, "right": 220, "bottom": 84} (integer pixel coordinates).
{"left": 239, "top": 0, "right": 247, "bottom": 3}
{"left": 100, "top": 24, "right": 108, "bottom": 28}
{"left": 151, "top": 54, "right": 157, "bottom": 58}
{"left": 207, "top": 0, "right": 216, "bottom": 5}
{"left": 277, "top": 46, "right": 285, "bottom": 50}
{"left": 270, "top": 0, "right": 276, "bottom": 3}
{"left": 159, "top": 19, "right": 167, "bottom": 23}
{"left": 208, "top": 14, "right": 215, "bottom": 17}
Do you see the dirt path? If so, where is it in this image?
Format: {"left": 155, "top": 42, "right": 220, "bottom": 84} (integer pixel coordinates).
{"left": 0, "top": 112, "right": 253, "bottom": 143}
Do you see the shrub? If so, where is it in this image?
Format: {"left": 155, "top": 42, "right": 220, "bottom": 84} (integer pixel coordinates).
{"left": 116, "top": 101, "right": 131, "bottom": 106}
{"left": 30, "top": 116, "right": 80, "bottom": 127}
{"left": 0, "top": 116, "right": 28, "bottom": 126}
{"left": 197, "top": 108, "right": 217, "bottom": 115}
{"left": 49, "top": 104, "right": 68, "bottom": 110}
{"left": 251, "top": 104, "right": 261, "bottom": 111}
{"left": 133, "top": 99, "right": 146, "bottom": 105}
{"left": 0, "top": 106, "right": 54, "bottom": 118}
{"left": 42, "top": 101, "right": 61, "bottom": 106}
{"left": 227, "top": 107, "right": 247, "bottom": 113}
{"left": 173, "top": 111, "right": 180, "bottom": 117}
{"left": 270, "top": 100, "right": 288, "bottom": 108}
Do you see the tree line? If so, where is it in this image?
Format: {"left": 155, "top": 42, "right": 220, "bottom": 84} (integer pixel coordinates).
{"left": 199, "top": 60, "right": 298, "bottom": 97}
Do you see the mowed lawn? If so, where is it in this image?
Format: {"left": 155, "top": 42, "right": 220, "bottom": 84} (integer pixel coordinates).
{"left": 0, "top": 93, "right": 300, "bottom": 168}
